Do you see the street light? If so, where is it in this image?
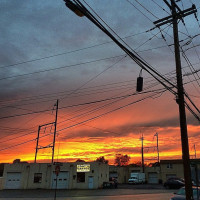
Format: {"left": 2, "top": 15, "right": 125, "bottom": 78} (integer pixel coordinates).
{"left": 63, "top": 0, "right": 84, "bottom": 17}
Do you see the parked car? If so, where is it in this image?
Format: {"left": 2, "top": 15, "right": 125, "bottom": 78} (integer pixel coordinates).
{"left": 103, "top": 181, "right": 114, "bottom": 189}
{"left": 164, "top": 177, "right": 185, "bottom": 189}
{"left": 110, "top": 178, "right": 118, "bottom": 188}
{"left": 170, "top": 186, "right": 200, "bottom": 200}
{"left": 103, "top": 178, "right": 118, "bottom": 189}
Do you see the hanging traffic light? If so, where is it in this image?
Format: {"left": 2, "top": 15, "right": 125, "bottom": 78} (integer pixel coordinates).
{"left": 136, "top": 69, "right": 143, "bottom": 92}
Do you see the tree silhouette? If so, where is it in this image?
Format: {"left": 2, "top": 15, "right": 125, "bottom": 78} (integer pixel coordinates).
{"left": 76, "top": 159, "right": 85, "bottom": 162}
{"left": 114, "top": 154, "right": 130, "bottom": 166}
{"left": 95, "top": 156, "right": 109, "bottom": 164}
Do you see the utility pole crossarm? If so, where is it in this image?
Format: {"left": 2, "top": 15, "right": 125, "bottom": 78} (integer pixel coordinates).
{"left": 154, "top": 5, "right": 197, "bottom": 28}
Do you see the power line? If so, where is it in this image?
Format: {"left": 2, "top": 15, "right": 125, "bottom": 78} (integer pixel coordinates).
{"left": 1, "top": 0, "right": 200, "bottom": 119}
{"left": 0, "top": 79, "right": 169, "bottom": 144}
{"left": 0, "top": 130, "right": 36, "bottom": 144}
{"left": 60, "top": 55, "right": 127, "bottom": 101}
{"left": 0, "top": 55, "right": 124, "bottom": 81}
{"left": 1, "top": 59, "right": 199, "bottom": 109}
{"left": 0, "top": 87, "right": 166, "bottom": 120}
{"left": 0, "top": 81, "right": 168, "bottom": 146}
{"left": 1, "top": 0, "right": 200, "bottom": 155}
{"left": 0, "top": 28, "right": 153, "bottom": 70}
{"left": 0, "top": 59, "right": 199, "bottom": 122}
{"left": 0, "top": 132, "right": 52, "bottom": 152}
{"left": 56, "top": 93, "right": 166, "bottom": 133}
{"left": 0, "top": 137, "right": 37, "bottom": 152}
{"left": 0, "top": 108, "right": 52, "bottom": 120}
{"left": 57, "top": 89, "right": 167, "bottom": 127}
{"left": 126, "top": 0, "right": 154, "bottom": 23}
{"left": 0, "top": 90, "right": 166, "bottom": 152}
{"left": 134, "top": 0, "right": 159, "bottom": 19}
{"left": 150, "top": 0, "right": 170, "bottom": 15}
{"left": 0, "top": 38, "right": 179, "bottom": 108}
{"left": 77, "top": 0, "right": 177, "bottom": 94}
{"left": 0, "top": 85, "right": 199, "bottom": 152}
{"left": 0, "top": 39, "right": 174, "bottom": 82}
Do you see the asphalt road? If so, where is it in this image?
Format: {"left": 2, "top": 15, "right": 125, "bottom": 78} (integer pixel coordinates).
{"left": 0, "top": 188, "right": 176, "bottom": 200}
{"left": 0, "top": 193, "right": 173, "bottom": 200}
{"left": 57, "top": 193, "right": 173, "bottom": 200}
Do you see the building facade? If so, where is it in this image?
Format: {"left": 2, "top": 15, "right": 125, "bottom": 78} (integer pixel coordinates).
{"left": 3, "top": 162, "right": 109, "bottom": 190}
{"left": 109, "top": 165, "right": 129, "bottom": 183}
{"left": 160, "top": 159, "right": 200, "bottom": 183}
{"left": 109, "top": 165, "right": 161, "bottom": 184}
{"left": 2, "top": 159, "right": 200, "bottom": 190}
{"left": 110, "top": 159, "right": 200, "bottom": 184}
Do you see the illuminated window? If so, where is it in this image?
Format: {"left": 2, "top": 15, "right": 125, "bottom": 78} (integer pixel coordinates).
{"left": 34, "top": 173, "right": 42, "bottom": 183}
{"left": 77, "top": 172, "right": 85, "bottom": 183}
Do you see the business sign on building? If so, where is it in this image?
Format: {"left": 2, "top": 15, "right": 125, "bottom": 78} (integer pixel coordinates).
{"left": 77, "top": 164, "right": 90, "bottom": 172}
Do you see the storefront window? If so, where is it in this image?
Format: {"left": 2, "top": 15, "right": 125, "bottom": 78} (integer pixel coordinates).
{"left": 34, "top": 173, "right": 42, "bottom": 183}
{"left": 77, "top": 172, "right": 85, "bottom": 183}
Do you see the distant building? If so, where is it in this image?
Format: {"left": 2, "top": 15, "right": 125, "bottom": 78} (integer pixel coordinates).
{"left": 0, "top": 163, "right": 6, "bottom": 190}
{"left": 109, "top": 159, "right": 200, "bottom": 185}
{"left": 109, "top": 164, "right": 161, "bottom": 184}
{"left": 2, "top": 158, "right": 200, "bottom": 190}
{"left": 109, "top": 165, "right": 129, "bottom": 183}
{"left": 128, "top": 165, "right": 161, "bottom": 184}
{"left": 160, "top": 159, "right": 200, "bottom": 183}
{"left": 2, "top": 161, "right": 109, "bottom": 189}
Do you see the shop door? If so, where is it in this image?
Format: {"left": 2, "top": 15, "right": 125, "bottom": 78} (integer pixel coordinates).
{"left": 88, "top": 176, "right": 94, "bottom": 189}
{"left": 5, "top": 172, "right": 21, "bottom": 189}
{"left": 148, "top": 172, "right": 158, "bottom": 184}
{"left": 52, "top": 171, "right": 69, "bottom": 189}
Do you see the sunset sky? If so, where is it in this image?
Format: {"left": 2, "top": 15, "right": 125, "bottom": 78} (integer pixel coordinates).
{"left": 0, "top": 0, "right": 200, "bottom": 165}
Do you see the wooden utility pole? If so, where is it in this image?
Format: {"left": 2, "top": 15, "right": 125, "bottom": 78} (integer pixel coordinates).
{"left": 155, "top": 133, "right": 159, "bottom": 163}
{"left": 154, "top": 1, "right": 197, "bottom": 199}
{"left": 141, "top": 134, "right": 145, "bottom": 173}
{"left": 34, "top": 126, "right": 41, "bottom": 163}
{"left": 34, "top": 100, "right": 59, "bottom": 164}
{"left": 52, "top": 99, "right": 59, "bottom": 163}
{"left": 194, "top": 144, "right": 197, "bottom": 159}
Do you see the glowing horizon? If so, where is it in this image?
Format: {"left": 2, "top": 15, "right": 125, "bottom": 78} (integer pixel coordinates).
{"left": 1, "top": 124, "right": 199, "bottom": 165}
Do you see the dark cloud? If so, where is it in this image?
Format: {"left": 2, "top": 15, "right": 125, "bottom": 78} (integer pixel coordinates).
{"left": 58, "top": 113, "right": 199, "bottom": 141}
